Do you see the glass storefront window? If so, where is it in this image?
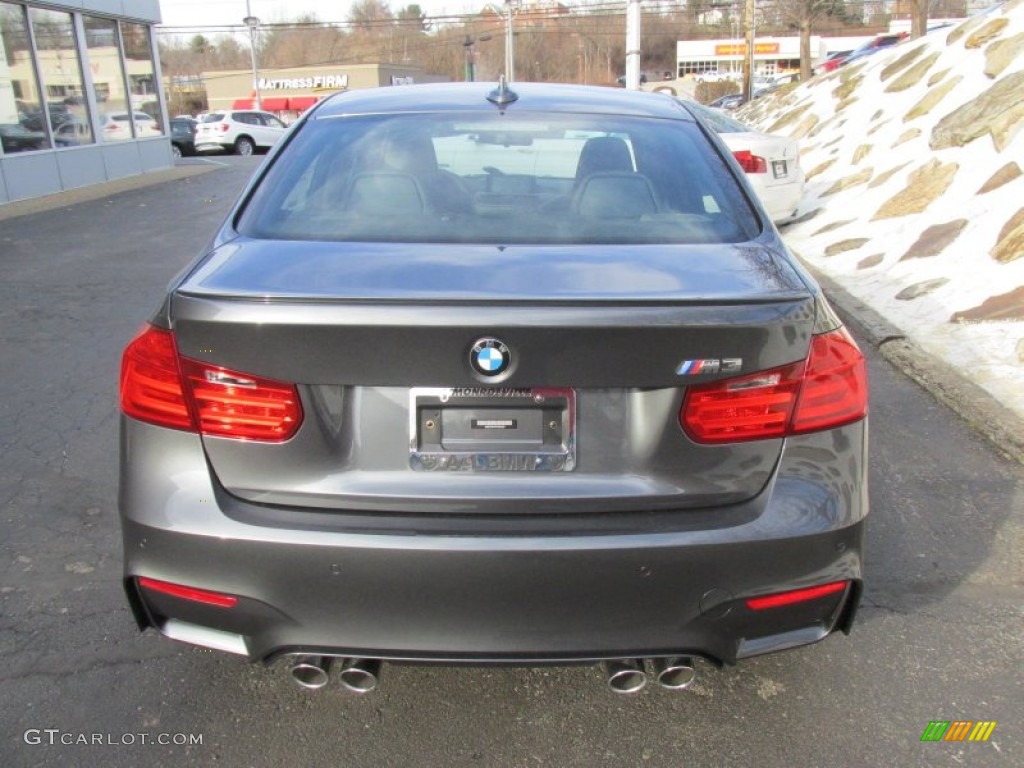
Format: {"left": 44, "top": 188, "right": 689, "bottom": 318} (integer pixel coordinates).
{"left": 29, "top": 6, "right": 92, "bottom": 147}
{"left": 82, "top": 15, "right": 131, "bottom": 143}
{"left": 121, "top": 22, "right": 162, "bottom": 137}
{"left": 0, "top": 1, "right": 51, "bottom": 153}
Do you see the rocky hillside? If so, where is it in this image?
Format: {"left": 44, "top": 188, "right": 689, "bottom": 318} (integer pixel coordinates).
{"left": 741, "top": 1, "right": 1024, "bottom": 418}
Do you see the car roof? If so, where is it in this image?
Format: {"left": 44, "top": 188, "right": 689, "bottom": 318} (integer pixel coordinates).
{"left": 312, "top": 82, "right": 694, "bottom": 121}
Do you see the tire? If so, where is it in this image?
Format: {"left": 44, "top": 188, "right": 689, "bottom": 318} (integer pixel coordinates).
{"left": 235, "top": 137, "right": 255, "bottom": 156}
{"left": 171, "top": 143, "right": 182, "bottom": 159}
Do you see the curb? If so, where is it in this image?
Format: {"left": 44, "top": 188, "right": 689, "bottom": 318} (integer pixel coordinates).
{"left": 0, "top": 163, "right": 218, "bottom": 222}
{"left": 806, "top": 264, "right": 1024, "bottom": 466}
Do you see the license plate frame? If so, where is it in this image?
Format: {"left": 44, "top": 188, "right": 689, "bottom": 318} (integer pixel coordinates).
{"left": 409, "top": 387, "right": 576, "bottom": 472}
{"left": 772, "top": 159, "right": 788, "bottom": 179}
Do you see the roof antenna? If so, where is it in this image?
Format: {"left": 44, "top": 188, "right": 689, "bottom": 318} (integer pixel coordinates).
{"left": 487, "top": 76, "right": 518, "bottom": 108}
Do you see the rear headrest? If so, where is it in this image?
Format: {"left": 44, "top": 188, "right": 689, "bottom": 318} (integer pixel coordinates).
{"left": 575, "top": 136, "right": 634, "bottom": 180}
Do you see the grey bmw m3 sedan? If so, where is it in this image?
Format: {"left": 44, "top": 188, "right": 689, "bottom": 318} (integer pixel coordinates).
{"left": 119, "top": 82, "right": 868, "bottom": 694}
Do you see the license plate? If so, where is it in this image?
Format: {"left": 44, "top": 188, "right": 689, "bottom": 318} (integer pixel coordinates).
{"left": 409, "top": 387, "right": 576, "bottom": 472}
{"left": 772, "top": 160, "right": 788, "bottom": 179}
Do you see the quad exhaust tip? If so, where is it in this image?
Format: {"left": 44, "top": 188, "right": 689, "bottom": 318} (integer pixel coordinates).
{"left": 339, "top": 658, "right": 382, "bottom": 693}
{"left": 289, "top": 656, "right": 332, "bottom": 690}
{"left": 652, "top": 657, "right": 697, "bottom": 690}
{"left": 603, "top": 659, "right": 648, "bottom": 694}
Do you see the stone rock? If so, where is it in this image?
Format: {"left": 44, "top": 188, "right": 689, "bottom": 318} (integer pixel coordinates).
{"left": 812, "top": 219, "right": 855, "bottom": 236}
{"left": 880, "top": 45, "right": 926, "bottom": 82}
{"left": 947, "top": 14, "right": 989, "bottom": 46}
{"left": 977, "top": 162, "right": 1022, "bottom": 194}
{"left": 892, "top": 128, "right": 921, "bottom": 148}
{"left": 872, "top": 160, "right": 958, "bottom": 220}
{"left": 791, "top": 112, "right": 820, "bottom": 140}
{"left": 984, "top": 33, "right": 1024, "bottom": 78}
{"left": 896, "top": 278, "right": 950, "bottom": 300}
{"left": 837, "top": 95, "right": 859, "bottom": 112}
{"left": 766, "top": 104, "right": 812, "bottom": 134}
{"left": 823, "top": 135, "right": 843, "bottom": 148}
{"left": 833, "top": 74, "right": 863, "bottom": 101}
{"left": 868, "top": 119, "right": 891, "bottom": 136}
{"left": 885, "top": 52, "right": 941, "bottom": 93}
{"left": 852, "top": 144, "right": 872, "bottom": 164}
{"left": 1017, "top": 338, "right": 1024, "bottom": 363}
{"left": 928, "top": 68, "right": 951, "bottom": 87}
{"left": 825, "top": 238, "right": 870, "bottom": 257}
{"left": 868, "top": 161, "right": 913, "bottom": 189}
{"left": 899, "top": 219, "right": 968, "bottom": 260}
{"left": 964, "top": 18, "right": 1009, "bottom": 49}
{"left": 930, "top": 71, "right": 1024, "bottom": 151}
{"left": 857, "top": 254, "right": 885, "bottom": 269}
{"left": 992, "top": 207, "right": 1024, "bottom": 263}
{"left": 904, "top": 75, "right": 962, "bottom": 123}
{"left": 806, "top": 158, "right": 837, "bottom": 181}
{"left": 823, "top": 167, "right": 873, "bottom": 196}
{"left": 871, "top": 109, "right": 884, "bottom": 121}
{"left": 950, "top": 286, "right": 1024, "bottom": 322}
{"left": 788, "top": 209, "right": 821, "bottom": 225}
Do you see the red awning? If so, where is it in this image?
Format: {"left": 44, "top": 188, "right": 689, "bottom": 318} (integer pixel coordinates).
{"left": 261, "top": 97, "right": 289, "bottom": 111}
{"left": 232, "top": 98, "right": 254, "bottom": 109}
{"left": 288, "top": 96, "right": 318, "bottom": 111}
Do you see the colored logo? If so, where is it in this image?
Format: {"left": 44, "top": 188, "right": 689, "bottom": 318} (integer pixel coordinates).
{"left": 469, "top": 338, "right": 511, "bottom": 377}
{"left": 676, "top": 358, "right": 742, "bottom": 376}
{"left": 920, "top": 721, "right": 996, "bottom": 742}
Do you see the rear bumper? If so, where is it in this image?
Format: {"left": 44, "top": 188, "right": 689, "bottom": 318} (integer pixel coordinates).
{"left": 120, "top": 419, "right": 867, "bottom": 666}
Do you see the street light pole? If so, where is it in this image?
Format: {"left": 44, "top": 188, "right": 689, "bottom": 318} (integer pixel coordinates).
{"left": 244, "top": 0, "right": 262, "bottom": 110}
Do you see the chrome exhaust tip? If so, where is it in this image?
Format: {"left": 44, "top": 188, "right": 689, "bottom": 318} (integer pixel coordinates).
{"left": 652, "top": 657, "right": 697, "bottom": 690}
{"left": 339, "top": 658, "right": 382, "bottom": 693}
{"left": 289, "top": 656, "right": 332, "bottom": 690}
{"left": 603, "top": 659, "right": 647, "bottom": 694}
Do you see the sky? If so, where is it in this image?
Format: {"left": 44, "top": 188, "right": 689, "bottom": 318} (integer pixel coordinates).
{"left": 156, "top": 0, "right": 483, "bottom": 31}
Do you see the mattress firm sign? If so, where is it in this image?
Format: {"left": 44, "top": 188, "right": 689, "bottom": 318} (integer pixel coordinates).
{"left": 258, "top": 74, "right": 349, "bottom": 90}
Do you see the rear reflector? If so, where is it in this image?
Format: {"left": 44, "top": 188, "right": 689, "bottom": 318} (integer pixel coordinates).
{"left": 732, "top": 149, "right": 768, "bottom": 173}
{"left": 138, "top": 577, "right": 238, "bottom": 608}
{"left": 746, "top": 580, "right": 849, "bottom": 611}
{"left": 120, "top": 324, "right": 302, "bottom": 442}
{"left": 681, "top": 327, "right": 867, "bottom": 443}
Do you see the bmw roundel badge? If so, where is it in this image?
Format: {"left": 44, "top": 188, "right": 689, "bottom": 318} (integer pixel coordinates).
{"left": 469, "top": 338, "right": 511, "bottom": 377}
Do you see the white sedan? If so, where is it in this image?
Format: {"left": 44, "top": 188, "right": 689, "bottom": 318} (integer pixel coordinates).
{"left": 687, "top": 101, "right": 805, "bottom": 225}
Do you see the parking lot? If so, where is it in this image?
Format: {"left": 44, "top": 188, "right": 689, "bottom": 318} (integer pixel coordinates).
{"left": 1, "top": 157, "right": 1020, "bottom": 767}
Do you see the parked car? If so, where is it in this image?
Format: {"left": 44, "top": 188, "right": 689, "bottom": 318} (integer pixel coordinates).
{"left": 0, "top": 123, "right": 47, "bottom": 152}
{"left": 100, "top": 111, "right": 160, "bottom": 142}
{"left": 54, "top": 119, "right": 93, "bottom": 147}
{"left": 707, "top": 92, "right": 746, "bottom": 110}
{"left": 169, "top": 117, "right": 197, "bottom": 158}
{"left": 119, "top": 82, "right": 868, "bottom": 695}
{"left": 686, "top": 101, "right": 805, "bottom": 224}
{"left": 838, "top": 34, "right": 908, "bottom": 68}
{"left": 194, "top": 109, "right": 288, "bottom": 155}
{"left": 815, "top": 50, "right": 853, "bottom": 75}
{"left": 696, "top": 70, "right": 741, "bottom": 83}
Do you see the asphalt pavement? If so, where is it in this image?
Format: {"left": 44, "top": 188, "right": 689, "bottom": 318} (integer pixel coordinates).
{"left": 1, "top": 157, "right": 1021, "bottom": 767}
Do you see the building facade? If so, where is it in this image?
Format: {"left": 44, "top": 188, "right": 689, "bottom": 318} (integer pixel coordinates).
{"left": 0, "top": 0, "right": 168, "bottom": 205}
{"left": 676, "top": 36, "right": 833, "bottom": 78}
{"left": 202, "top": 64, "right": 450, "bottom": 120}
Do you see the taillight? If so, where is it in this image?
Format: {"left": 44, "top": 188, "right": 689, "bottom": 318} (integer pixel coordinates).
{"left": 680, "top": 327, "right": 866, "bottom": 443}
{"left": 732, "top": 149, "right": 768, "bottom": 173}
{"left": 219, "top": 123, "right": 230, "bottom": 132}
{"left": 120, "top": 325, "right": 194, "bottom": 430}
{"left": 120, "top": 324, "right": 302, "bottom": 442}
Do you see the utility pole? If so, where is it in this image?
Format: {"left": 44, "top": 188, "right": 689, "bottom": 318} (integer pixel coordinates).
{"left": 505, "top": 0, "right": 515, "bottom": 82}
{"left": 743, "top": 0, "right": 755, "bottom": 102}
{"left": 625, "top": 0, "right": 642, "bottom": 90}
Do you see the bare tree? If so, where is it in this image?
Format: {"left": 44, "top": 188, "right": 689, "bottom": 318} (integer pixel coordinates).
{"left": 774, "top": 0, "right": 857, "bottom": 80}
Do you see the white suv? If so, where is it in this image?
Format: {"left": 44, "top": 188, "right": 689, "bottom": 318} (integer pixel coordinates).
{"left": 195, "top": 110, "right": 288, "bottom": 155}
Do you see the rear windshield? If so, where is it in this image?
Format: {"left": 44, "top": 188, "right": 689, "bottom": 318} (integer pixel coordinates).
{"left": 237, "top": 111, "right": 761, "bottom": 245}
{"left": 201, "top": 113, "right": 224, "bottom": 123}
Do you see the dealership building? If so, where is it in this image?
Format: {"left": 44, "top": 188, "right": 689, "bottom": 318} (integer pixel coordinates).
{"left": 201, "top": 64, "right": 449, "bottom": 119}
{"left": 0, "top": 0, "right": 170, "bottom": 205}
{"left": 677, "top": 36, "right": 834, "bottom": 77}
